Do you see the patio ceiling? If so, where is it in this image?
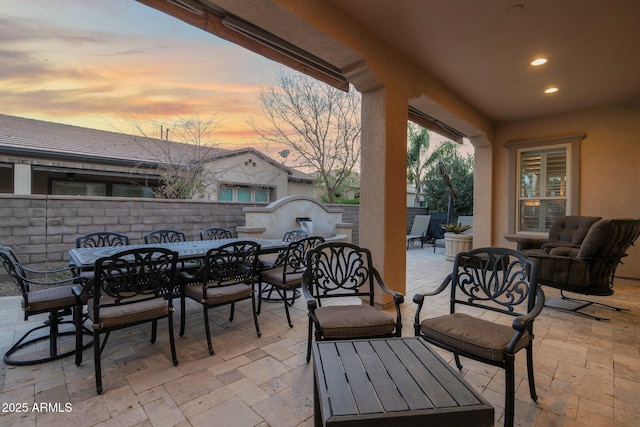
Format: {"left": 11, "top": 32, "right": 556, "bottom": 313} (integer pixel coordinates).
{"left": 141, "top": 0, "right": 640, "bottom": 128}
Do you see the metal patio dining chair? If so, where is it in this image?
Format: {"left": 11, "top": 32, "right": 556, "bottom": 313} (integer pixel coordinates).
{"left": 259, "top": 236, "right": 324, "bottom": 327}
{"left": 414, "top": 247, "right": 544, "bottom": 427}
{"left": 73, "top": 247, "right": 179, "bottom": 394}
{"left": 302, "top": 242, "right": 404, "bottom": 362}
{"left": 200, "top": 227, "right": 233, "bottom": 240}
{"left": 0, "top": 245, "right": 92, "bottom": 366}
{"left": 179, "top": 241, "right": 262, "bottom": 355}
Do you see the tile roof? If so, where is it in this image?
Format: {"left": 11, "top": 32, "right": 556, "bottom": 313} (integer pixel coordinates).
{"left": 0, "top": 114, "right": 314, "bottom": 182}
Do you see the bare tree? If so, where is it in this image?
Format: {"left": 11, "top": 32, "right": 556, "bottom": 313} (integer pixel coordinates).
{"left": 123, "top": 113, "right": 224, "bottom": 199}
{"left": 250, "top": 71, "right": 361, "bottom": 203}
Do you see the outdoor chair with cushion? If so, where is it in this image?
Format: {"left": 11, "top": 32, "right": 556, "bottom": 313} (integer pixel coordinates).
{"left": 517, "top": 215, "right": 601, "bottom": 254}
{"left": 527, "top": 218, "right": 640, "bottom": 320}
{"left": 414, "top": 247, "right": 544, "bottom": 427}
{"left": 73, "top": 231, "right": 131, "bottom": 280}
{"left": 302, "top": 242, "right": 404, "bottom": 362}
{"left": 406, "top": 214, "right": 432, "bottom": 249}
{"left": 259, "top": 236, "right": 324, "bottom": 327}
{"left": 282, "top": 229, "right": 307, "bottom": 242}
{"left": 179, "top": 241, "right": 262, "bottom": 355}
{"left": 144, "top": 229, "right": 199, "bottom": 275}
{"left": 73, "top": 247, "right": 179, "bottom": 394}
{"left": 0, "top": 245, "right": 92, "bottom": 366}
{"left": 144, "top": 229, "right": 188, "bottom": 244}
{"left": 199, "top": 227, "right": 233, "bottom": 240}
{"left": 76, "top": 231, "right": 130, "bottom": 248}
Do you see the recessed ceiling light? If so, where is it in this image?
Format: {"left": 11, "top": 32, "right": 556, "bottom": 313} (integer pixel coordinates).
{"left": 544, "top": 87, "right": 559, "bottom": 94}
{"left": 531, "top": 58, "right": 547, "bottom": 66}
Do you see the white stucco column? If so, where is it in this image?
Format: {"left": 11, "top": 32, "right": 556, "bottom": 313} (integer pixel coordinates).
{"left": 14, "top": 163, "right": 31, "bottom": 195}
{"left": 359, "top": 85, "right": 408, "bottom": 307}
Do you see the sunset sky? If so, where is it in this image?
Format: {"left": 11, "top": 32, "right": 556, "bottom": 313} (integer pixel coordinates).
{"left": 0, "top": 0, "right": 284, "bottom": 148}
{"left": 1, "top": 0, "right": 470, "bottom": 156}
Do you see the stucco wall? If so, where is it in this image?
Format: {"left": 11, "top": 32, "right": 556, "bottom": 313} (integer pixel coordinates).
{"left": 494, "top": 100, "right": 640, "bottom": 279}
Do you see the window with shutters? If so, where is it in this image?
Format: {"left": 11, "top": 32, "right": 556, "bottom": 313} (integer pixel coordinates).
{"left": 517, "top": 145, "right": 568, "bottom": 232}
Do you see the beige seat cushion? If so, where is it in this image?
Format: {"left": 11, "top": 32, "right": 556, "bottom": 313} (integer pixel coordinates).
{"left": 185, "top": 282, "right": 253, "bottom": 305}
{"left": 261, "top": 267, "right": 302, "bottom": 288}
{"left": 420, "top": 312, "right": 530, "bottom": 361}
{"left": 88, "top": 296, "right": 168, "bottom": 329}
{"left": 315, "top": 305, "right": 396, "bottom": 339}
{"left": 23, "top": 285, "right": 76, "bottom": 313}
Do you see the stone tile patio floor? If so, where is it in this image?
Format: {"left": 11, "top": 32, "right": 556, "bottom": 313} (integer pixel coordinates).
{"left": 1, "top": 248, "right": 639, "bottom": 426}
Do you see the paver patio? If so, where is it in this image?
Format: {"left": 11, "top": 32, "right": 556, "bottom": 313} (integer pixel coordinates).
{"left": 1, "top": 248, "right": 639, "bottom": 426}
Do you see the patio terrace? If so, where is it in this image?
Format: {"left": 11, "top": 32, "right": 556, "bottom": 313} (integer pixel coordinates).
{"left": 1, "top": 248, "right": 639, "bottom": 426}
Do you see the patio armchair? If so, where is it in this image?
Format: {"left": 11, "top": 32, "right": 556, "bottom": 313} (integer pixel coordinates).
{"left": 517, "top": 215, "right": 601, "bottom": 254}
{"left": 145, "top": 229, "right": 199, "bottom": 275}
{"left": 302, "top": 242, "right": 404, "bottom": 362}
{"left": 527, "top": 218, "right": 640, "bottom": 320}
{"left": 200, "top": 227, "right": 233, "bottom": 240}
{"left": 406, "top": 214, "right": 432, "bottom": 249}
{"left": 73, "top": 247, "right": 179, "bottom": 394}
{"left": 414, "top": 247, "right": 544, "bottom": 427}
{"left": 144, "top": 229, "right": 188, "bottom": 244}
{"left": 76, "top": 231, "right": 130, "bottom": 248}
{"left": 0, "top": 245, "right": 92, "bottom": 366}
{"left": 282, "top": 229, "right": 307, "bottom": 242}
{"left": 259, "top": 236, "right": 324, "bottom": 327}
{"left": 179, "top": 241, "right": 262, "bottom": 355}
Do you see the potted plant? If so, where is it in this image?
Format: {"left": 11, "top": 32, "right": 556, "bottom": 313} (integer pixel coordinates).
{"left": 440, "top": 223, "right": 473, "bottom": 261}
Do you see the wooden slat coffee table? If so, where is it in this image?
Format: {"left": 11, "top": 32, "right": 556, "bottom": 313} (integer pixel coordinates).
{"left": 312, "top": 337, "right": 494, "bottom": 427}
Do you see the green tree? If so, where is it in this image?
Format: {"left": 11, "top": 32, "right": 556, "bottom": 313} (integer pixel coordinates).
{"left": 251, "top": 71, "right": 361, "bottom": 203}
{"left": 424, "top": 142, "right": 474, "bottom": 215}
{"left": 406, "top": 123, "right": 455, "bottom": 206}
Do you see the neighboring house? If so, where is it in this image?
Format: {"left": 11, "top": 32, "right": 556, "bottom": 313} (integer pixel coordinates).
{"left": 0, "top": 114, "right": 315, "bottom": 201}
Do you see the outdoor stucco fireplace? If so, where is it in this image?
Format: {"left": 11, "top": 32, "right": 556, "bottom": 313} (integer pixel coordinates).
{"left": 237, "top": 195, "right": 352, "bottom": 242}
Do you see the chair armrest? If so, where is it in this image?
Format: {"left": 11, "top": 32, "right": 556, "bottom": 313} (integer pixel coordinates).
{"left": 413, "top": 274, "right": 452, "bottom": 333}
{"left": 371, "top": 268, "right": 404, "bottom": 304}
{"left": 301, "top": 276, "right": 317, "bottom": 311}
{"left": 507, "top": 287, "right": 545, "bottom": 353}
{"left": 517, "top": 238, "right": 548, "bottom": 251}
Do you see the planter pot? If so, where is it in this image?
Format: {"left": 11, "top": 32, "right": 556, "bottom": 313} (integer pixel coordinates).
{"left": 444, "top": 232, "right": 473, "bottom": 261}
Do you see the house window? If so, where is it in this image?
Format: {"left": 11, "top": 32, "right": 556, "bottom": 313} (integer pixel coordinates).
{"left": 52, "top": 181, "right": 106, "bottom": 196}
{"left": 0, "top": 163, "right": 12, "bottom": 193}
{"left": 113, "top": 183, "right": 154, "bottom": 198}
{"left": 506, "top": 134, "right": 584, "bottom": 235}
{"left": 517, "top": 146, "right": 567, "bottom": 232}
{"left": 218, "top": 184, "right": 272, "bottom": 203}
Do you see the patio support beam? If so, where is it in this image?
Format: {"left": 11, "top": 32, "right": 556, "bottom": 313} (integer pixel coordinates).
{"left": 359, "top": 84, "right": 408, "bottom": 307}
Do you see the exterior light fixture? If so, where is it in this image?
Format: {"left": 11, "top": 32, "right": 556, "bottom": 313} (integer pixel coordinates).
{"left": 544, "top": 87, "right": 559, "bottom": 94}
{"left": 244, "top": 159, "right": 256, "bottom": 167}
{"left": 531, "top": 58, "right": 547, "bottom": 66}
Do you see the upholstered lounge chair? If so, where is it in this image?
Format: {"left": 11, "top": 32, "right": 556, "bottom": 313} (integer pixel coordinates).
{"left": 517, "top": 215, "right": 601, "bottom": 254}
{"left": 527, "top": 218, "right": 640, "bottom": 320}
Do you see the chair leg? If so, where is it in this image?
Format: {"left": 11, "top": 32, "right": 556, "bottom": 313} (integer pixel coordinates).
{"left": 284, "top": 288, "right": 293, "bottom": 328}
{"left": 94, "top": 333, "right": 103, "bottom": 395}
{"left": 229, "top": 302, "right": 235, "bottom": 322}
{"left": 75, "top": 305, "right": 83, "bottom": 366}
{"left": 454, "top": 354, "right": 463, "bottom": 370}
{"left": 203, "top": 305, "right": 214, "bottom": 355}
{"left": 526, "top": 344, "right": 538, "bottom": 401}
{"left": 251, "top": 295, "right": 262, "bottom": 337}
{"left": 504, "top": 359, "right": 515, "bottom": 427}
{"left": 257, "top": 281, "right": 263, "bottom": 315}
{"left": 151, "top": 319, "right": 157, "bottom": 344}
{"left": 306, "top": 318, "right": 313, "bottom": 363}
{"left": 168, "top": 311, "right": 178, "bottom": 366}
{"left": 180, "top": 295, "right": 186, "bottom": 337}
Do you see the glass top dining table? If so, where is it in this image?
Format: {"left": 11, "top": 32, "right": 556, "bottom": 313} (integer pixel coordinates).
{"left": 68, "top": 238, "right": 288, "bottom": 270}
